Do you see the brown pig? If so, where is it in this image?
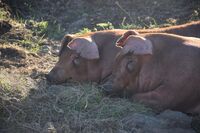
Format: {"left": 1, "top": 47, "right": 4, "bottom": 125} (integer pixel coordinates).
{"left": 46, "top": 30, "right": 125, "bottom": 83}
{"left": 137, "top": 20, "right": 200, "bottom": 37}
{"left": 103, "top": 31, "right": 200, "bottom": 114}
{"left": 46, "top": 21, "right": 200, "bottom": 84}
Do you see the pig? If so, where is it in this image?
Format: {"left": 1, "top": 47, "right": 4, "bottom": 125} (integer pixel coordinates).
{"left": 137, "top": 20, "right": 200, "bottom": 37}
{"left": 46, "top": 30, "right": 125, "bottom": 83}
{"left": 46, "top": 21, "right": 200, "bottom": 84}
{"left": 103, "top": 31, "right": 200, "bottom": 114}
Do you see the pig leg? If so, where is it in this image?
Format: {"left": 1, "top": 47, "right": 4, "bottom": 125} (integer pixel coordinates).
{"left": 132, "top": 85, "right": 176, "bottom": 110}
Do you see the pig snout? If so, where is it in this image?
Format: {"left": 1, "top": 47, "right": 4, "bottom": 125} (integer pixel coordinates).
{"left": 101, "top": 83, "right": 113, "bottom": 95}
{"left": 45, "top": 73, "right": 54, "bottom": 82}
{"left": 100, "top": 76, "right": 127, "bottom": 97}
{"left": 46, "top": 70, "right": 57, "bottom": 83}
{"left": 46, "top": 68, "right": 65, "bottom": 84}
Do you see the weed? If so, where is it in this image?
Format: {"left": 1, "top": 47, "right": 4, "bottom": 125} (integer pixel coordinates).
{"left": 190, "top": 9, "right": 200, "bottom": 21}
{"left": 46, "top": 22, "right": 65, "bottom": 39}
{"left": 76, "top": 28, "right": 91, "bottom": 35}
{"left": 76, "top": 22, "right": 114, "bottom": 35}
{"left": 143, "top": 17, "right": 159, "bottom": 28}
{"left": 35, "top": 21, "right": 48, "bottom": 35}
{"left": 25, "top": 19, "right": 64, "bottom": 39}
{"left": 26, "top": 20, "right": 48, "bottom": 35}
{"left": 166, "top": 18, "right": 177, "bottom": 25}
{"left": 120, "top": 17, "right": 142, "bottom": 29}
{"left": 18, "top": 34, "right": 45, "bottom": 53}
{"left": 19, "top": 40, "right": 40, "bottom": 53}
{"left": 96, "top": 22, "right": 114, "bottom": 30}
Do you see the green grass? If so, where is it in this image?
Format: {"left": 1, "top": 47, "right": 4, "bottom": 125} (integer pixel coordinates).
{"left": 25, "top": 19, "right": 65, "bottom": 39}
{"left": 76, "top": 22, "right": 114, "bottom": 35}
{"left": 16, "top": 32, "right": 45, "bottom": 53}
{"left": 19, "top": 39, "right": 41, "bottom": 53}
{"left": 28, "top": 20, "right": 48, "bottom": 35}
{"left": 76, "top": 28, "right": 91, "bottom": 35}
{"left": 120, "top": 23, "right": 142, "bottom": 29}
{"left": 96, "top": 22, "right": 114, "bottom": 30}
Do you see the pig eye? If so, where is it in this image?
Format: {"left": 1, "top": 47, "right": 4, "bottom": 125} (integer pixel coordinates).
{"left": 72, "top": 57, "right": 80, "bottom": 66}
{"left": 126, "top": 60, "right": 136, "bottom": 72}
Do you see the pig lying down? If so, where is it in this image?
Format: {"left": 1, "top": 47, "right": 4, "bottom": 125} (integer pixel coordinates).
{"left": 137, "top": 20, "right": 200, "bottom": 37}
{"left": 103, "top": 31, "right": 200, "bottom": 114}
{"left": 46, "top": 21, "right": 200, "bottom": 84}
{"left": 46, "top": 31, "right": 123, "bottom": 83}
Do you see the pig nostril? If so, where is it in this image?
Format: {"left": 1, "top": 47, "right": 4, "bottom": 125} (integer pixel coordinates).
{"left": 101, "top": 84, "right": 113, "bottom": 94}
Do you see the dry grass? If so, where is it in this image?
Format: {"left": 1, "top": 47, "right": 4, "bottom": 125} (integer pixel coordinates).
{"left": 0, "top": 76, "right": 154, "bottom": 133}
{"left": 0, "top": 44, "right": 153, "bottom": 133}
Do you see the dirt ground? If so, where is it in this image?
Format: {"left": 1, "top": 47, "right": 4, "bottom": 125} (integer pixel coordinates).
{"left": 0, "top": 0, "right": 200, "bottom": 133}
{"left": 2, "top": 0, "right": 200, "bottom": 38}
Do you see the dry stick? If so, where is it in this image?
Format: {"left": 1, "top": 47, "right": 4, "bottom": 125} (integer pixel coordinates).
{"left": 115, "top": 1, "right": 134, "bottom": 23}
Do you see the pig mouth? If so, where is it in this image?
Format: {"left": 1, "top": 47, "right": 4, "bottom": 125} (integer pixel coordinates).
{"left": 45, "top": 74, "right": 72, "bottom": 84}
{"left": 100, "top": 83, "right": 131, "bottom": 98}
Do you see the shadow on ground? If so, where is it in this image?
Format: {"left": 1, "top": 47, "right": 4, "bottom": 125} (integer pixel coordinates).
{"left": 0, "top": 47, "right": 198, "bottom": 133}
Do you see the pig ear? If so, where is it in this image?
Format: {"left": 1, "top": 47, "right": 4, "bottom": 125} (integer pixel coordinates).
{"left": 68, "top": 37, "right": 100, "bottom": 59}
{"left": 62, "top": 34, "right": 75, "bottom": 45}
{"left": 116, "top": 30, "right": 139, "bottom": 47}
{"left": 59, "top": 34, "right": 75, "bottom": 56}
{"left": 122, "top": 36, "right": 153, "bottom": 55}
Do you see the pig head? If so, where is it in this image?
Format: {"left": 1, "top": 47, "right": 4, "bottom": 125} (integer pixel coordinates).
{"left": 46, "top": 35, "right": 101, "bottom": 83}
{"left": 46, "top": 31, "right": 136, "bottom": 84}
{"left": 103, "top": 31, "right": 200, "bottom": 114}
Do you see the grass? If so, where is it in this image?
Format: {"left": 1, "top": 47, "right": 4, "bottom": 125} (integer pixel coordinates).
{"left": 0, "top": 39, "right": 152, "bottom": 131}
{"left": 26, "top": 20, "right": 48, "bottom": 35}
{"left": 190, "top": 8, "right": 200, "bottom": 21}
{"left": 96, "top": 22, "right": 114, "bottom": 30}
{"left": 0, "top": 8, "right": 9, "bottom": 20}
{"left": 76, "top": 28, "right": 91, "bottom": 35}
{"left": 25, "top": 19, "right": 65, "bottom": 39}
{"left": 18, "top": 34, "right": 45, "bottom": 53}
{"left": 0, "top": 8, "right": 43, "bottom": 53}
{"left": 1, "top": 30, "right": 43, "bottom": 53}
{"left": 0, "top": 80, "right": 154, "bottom": 132}
{"left": 76, "top": 22, "right": 114, "bottom": 35}
{"left": 19, "top": 40, "right": 40, "bottom": 53}
{"left": 0, "top": 6, "right": 62, "bottom": 53}
{"left": 0, "top": 14, "right": 45, "bottom": 53}
{"left": 0, "top": 77, "right": 12, "bottom": 92}
{"left": 76, "top": 19, "right": 167, "bottom": 35}
{"left": 0, "top": 72, "right": 30, "bottom": 99}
